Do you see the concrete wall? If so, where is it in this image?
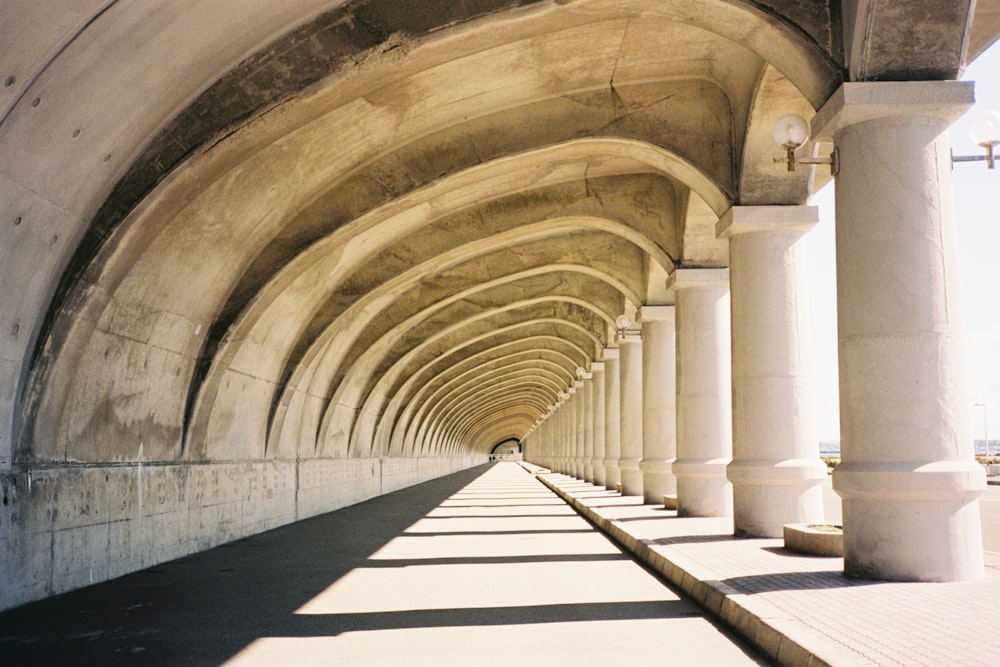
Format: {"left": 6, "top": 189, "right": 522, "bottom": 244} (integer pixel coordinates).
{"left": 0, "top": 455, "right": 485, "bottom": 612}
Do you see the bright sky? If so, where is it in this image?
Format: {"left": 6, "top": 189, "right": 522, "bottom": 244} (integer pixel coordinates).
{"left": 806, "top": 43, "right": 1000, "bottom": 444}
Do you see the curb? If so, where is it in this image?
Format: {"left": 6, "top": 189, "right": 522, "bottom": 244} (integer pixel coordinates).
{"left": 535, "top": 473, "right": 834, "bottom": 667}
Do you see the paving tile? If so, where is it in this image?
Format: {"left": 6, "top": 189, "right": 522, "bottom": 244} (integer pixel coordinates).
{"left": 537, "top": 470, "right": 1000, "bottom": 667}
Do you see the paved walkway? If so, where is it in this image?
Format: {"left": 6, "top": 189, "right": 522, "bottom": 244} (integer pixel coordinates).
{"left": 533, "top": 465, "right": 1000, "bottom": 667}
{"left": 0, "top": 463, "right": 765, "bottom": 666}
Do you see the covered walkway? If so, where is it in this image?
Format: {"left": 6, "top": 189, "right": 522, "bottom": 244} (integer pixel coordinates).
{"left": 0, "top": 463, "right": 764, "bottom": 666}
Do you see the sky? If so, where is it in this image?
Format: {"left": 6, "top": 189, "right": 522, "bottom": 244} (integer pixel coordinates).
{"left": 805, "top": 43, "right": 1000, "bottom": 444}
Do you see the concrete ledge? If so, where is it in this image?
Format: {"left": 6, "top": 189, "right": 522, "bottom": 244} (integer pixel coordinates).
{"left": 536, "top": 473, "right": 835, "bottom": 667}
{"left": 517, "top": 461, "right": 550, "bottom": 475}
{"left": 783, "top": 523, "right": 843, "bottom": 557}
{"left": 1, "top": 455, "right": 485, "bottom": 611}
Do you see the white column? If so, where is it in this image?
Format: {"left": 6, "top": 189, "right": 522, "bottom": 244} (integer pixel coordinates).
{"left": 538, "top": 410, "right": 553, "bottom": 469}
{"left": 719, "top": 207, "right": 826, "bottom": 536}
{"left": 582, "top": 371, "right": 595, "bottom": 482}
{"left": 814, "top": 81, "right": 984, "bottom": 581}
{"left": 602, "top": 348, "right": 622, "bottom": 490}
{"left": 639, "top": 306, "right": 677, "bottom": 504}
{"left": 669, "top": 269, "right": 733, "bottom": 518}
{"left": 591, "top": 361, "right": 607, "bottom": 487}
{"left": 556, "top": 391, "right": 569, "bottom": 474}
{"left": 567, "top": 385, "right": 579, "bottom": 477}
{"left": 619, "top": 329, "right": 644, "bottom": 497}
{"left": 574, "top": 379, "right": 586, "bottom": 478}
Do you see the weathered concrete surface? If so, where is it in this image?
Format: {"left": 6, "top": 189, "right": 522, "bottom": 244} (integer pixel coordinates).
{"left": 0, "top": 455, "right": 483, "bottom": 611}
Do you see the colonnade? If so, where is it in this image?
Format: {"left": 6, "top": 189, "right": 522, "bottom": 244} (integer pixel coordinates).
{"left": 523, "top": 81, "right": 986, "bottom": 583}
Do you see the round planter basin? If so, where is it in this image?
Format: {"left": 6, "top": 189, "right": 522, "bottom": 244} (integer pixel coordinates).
{"left": 783, "top": 523, "right": 843, "bottom": 557}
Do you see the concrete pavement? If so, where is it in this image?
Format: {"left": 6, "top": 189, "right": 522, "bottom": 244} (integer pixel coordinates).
{"left": 534, "top": 464, "right": 1000, "bottom": 666}
{"left": 0, "top": 462, "right": 765, "bottom": 666}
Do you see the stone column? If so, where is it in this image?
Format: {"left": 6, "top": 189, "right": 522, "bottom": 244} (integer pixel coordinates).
{"left": 814, "top": 81, "right": 985, "bottom": 581}
{"left": 669, "top": 269, "right": 733, "bottom": 518}
{"left": 639, "top": 306, "right": 677, "bottom": 505}
{"left": 537, "top": 411, "right": 552, "bottom": 469}
{"left": 619, "top": 328, "right": 644, "bottom": 497}
{"left": 567, "top": 385, "right": 579, "bottom": 477}
{"left": 543, "top": 414, "right": 552, "bottom": 469}
{"left": 591, "top": 361, "right": 607, "bottom": 487}
{"left": 582, "top": 371, "right": 595, "bottom": 482}
{"left": 556, "top": 391, "right": 569, "bottom": 474}
{"left": 602, "top": 348, "right": 622, "bottom": 490}
{"left": 575, "top": 380, "right": 587, "bottom": 478}
{"left": 719, "top": 207, "right": 826, "bottom": 536}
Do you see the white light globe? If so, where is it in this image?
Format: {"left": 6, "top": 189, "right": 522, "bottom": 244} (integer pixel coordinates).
{"left": 615, "top": 314, "right": 632, "bottom": 330}
{"left": 969, "top": 110, "right": 1000, "bottom": 147}
{"left": 772, "top": 113, "right": 810, "bottom": 148}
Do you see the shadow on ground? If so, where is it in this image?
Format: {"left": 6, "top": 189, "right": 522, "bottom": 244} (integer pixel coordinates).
{"left": 0, "top": 466, "right": 497, "bottom": 665}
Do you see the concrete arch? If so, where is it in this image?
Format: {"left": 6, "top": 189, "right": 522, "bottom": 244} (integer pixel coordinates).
{"left": 404, "top": 368, "right": 571, "bottom": 457}
{"left": 344, "top": 318, "right": 601, "bottom": 457}
{"left": 186, "top": 143, "right": 694, "bottom": 437}
{"left": 437, "top": 397, "right": 552, "bottom": 456}
{"left": 334, "top": 295, "right": 612, "bottom": 444}
{"left": 386, "top": 347, "right": 583, "bottom": 456}
{"left": 383, "top": 332, "right": 592, "bottom": 458}
{"left": 174, "top": 165, "right": 679, "bottom": 460}
{"left": 432, "top": 384, "right": 556, "bottom": 444}
{"left": 11, "top": 0, "right": 836, "bottom": 465}
{"left": 252, "top": 226, "right": 651, "bottom": 461}
{"left": 489, "top": 438, "right": 521, "bottom": 458}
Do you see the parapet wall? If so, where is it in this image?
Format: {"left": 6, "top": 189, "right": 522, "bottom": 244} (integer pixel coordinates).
{"left": 0, "top": 455, "right": 485, "bottom": 611}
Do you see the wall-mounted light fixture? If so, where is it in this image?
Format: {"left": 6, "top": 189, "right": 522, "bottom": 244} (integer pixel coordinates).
{"left": 615, "top": 314, "right": 632, "bottom": 339}
{"left": 772, "top": 114, "right": 839, "bottom": 175}
{"left": 953, "top": 110, "right": 1000, "bottom": 169}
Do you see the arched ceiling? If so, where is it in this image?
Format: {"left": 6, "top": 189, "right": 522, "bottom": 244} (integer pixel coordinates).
{"left": 2, "top": 0, "right": 997, "bottom": 465}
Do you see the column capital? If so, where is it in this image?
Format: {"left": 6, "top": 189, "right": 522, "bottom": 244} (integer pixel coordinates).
{"left": 578, "top": 371, "right": 593, "bottom": 381}
{"left": 666, "top": 268, "right": 729, "bottom": 293}
{"left": 601, "top": 347, "right": 619, "bottom": 360}
{"left": 812, "top": 80, "right": 973, "bottom": 141}
{"left": 638, "top": 304, "right": 675, "bottom": 323}
{"left": 572, "top": 380, "right": 583, "bottom": 390}
{"left": 589, "top": 361, "right": 606, "bottom": 372}
{"left": 716, "top": 205, "right": 818, "bottom": 240}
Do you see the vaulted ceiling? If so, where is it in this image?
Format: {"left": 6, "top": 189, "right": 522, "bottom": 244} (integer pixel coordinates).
{"left": 2, "top": 0, "right": 998, "bottom": 464}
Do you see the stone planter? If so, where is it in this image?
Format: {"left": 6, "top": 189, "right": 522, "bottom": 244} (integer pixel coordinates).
{"left": 783, "top": 523, "right": 843, "bottom": 557}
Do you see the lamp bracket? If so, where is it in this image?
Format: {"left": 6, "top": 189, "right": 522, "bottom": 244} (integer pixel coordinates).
{"left": 773, "top": 148, "right": 839, "bottom": 176}
{"left": 951, "top": 145, "right": 996, "bottom": 170}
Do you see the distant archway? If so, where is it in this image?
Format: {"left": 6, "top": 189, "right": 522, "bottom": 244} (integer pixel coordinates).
{"left": 489, "top": 438, "right": 522, "bottom": 460}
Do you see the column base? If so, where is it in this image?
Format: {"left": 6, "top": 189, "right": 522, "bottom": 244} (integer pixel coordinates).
{"left": 834, "top": 460, "right": 985, "bottom": 581}
{"left": 674, "top": 458, "right": 732, "bottom": 517}
{"left": 603, "top": 458, "right": 620, "bottom": 490}
{"left": 727, "top": 458, "right": 827, "bottom": 537}
{"left": 592, "top": 462, "right": 606, "bottom": 487}
{"left": 639, "top": 457, "right": 676, "bottom": 505}
{"left": 619, "top": 457, "right": 642, "bottom": 497}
